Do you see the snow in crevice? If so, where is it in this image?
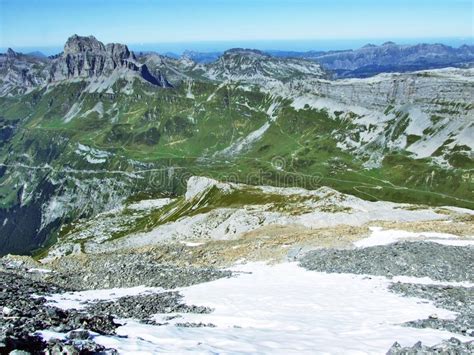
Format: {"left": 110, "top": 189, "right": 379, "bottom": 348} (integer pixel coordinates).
{"left": 185, "top": 80, "right": 194, "bottom": 99}
{"left": 217, "top": 122, "right": 271, "bottom": 156}
{"left": 63, "top": 102, "right": 83, "bottom": 123}
{"left": 80, "top": 101, "right": 104, "bottom": 119}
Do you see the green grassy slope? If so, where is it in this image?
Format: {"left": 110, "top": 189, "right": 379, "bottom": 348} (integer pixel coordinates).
{"left": 0, "top": 76, "right": 473, "bottom": 254}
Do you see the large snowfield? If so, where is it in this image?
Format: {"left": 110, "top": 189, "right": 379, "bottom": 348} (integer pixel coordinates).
{"left": 42, "top": 262, "right": 471, "bottom": 354}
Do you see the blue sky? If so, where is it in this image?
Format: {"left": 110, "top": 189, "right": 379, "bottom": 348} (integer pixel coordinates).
{"left": 0, "top": 0, "right": 473, "bottom": 52}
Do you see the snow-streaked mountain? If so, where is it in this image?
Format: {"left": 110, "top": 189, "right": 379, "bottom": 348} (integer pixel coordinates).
{"left": 270, "top": 42, "right": 474, "bottom": 78}
{"left": 263, "top": 68, "right": 474, "bottom": 166}
{"left": 200, "top": 48, "right": 326, "bottom": 83}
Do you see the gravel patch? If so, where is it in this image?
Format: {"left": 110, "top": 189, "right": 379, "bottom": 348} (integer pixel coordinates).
{"left": 300, "top": 241, "right": 474, "bottom": 282}
{"left": 87, "top": 291, "right": 212, "bottom": 321}
{"left": 0, "top": 261, "right": 223, "bottom": 353}
{"left": 389, "top": 282, "right": 474, "bottom": 337}
{"left": 47, "top": 251, "right": 233, "bottom": 290}
{"left": 387, "top": 337, "right": 473, "bottom": 354}
{"left": 0, "top": 271, "right": 117, "bottom": 353}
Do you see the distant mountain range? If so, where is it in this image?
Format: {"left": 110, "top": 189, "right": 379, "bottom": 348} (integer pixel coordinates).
{"left": 269, "top": 42, "right": 474, "bottom": 78}
{"left": 180, "top": 42, "right": 474, "bottom": 78}
{"left": 13, "top": 41, "right": 474, "bottom": 79}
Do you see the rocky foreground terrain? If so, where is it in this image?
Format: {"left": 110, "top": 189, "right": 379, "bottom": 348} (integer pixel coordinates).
{"left": 1, "top": 177, "right": 473, "bottom": 354}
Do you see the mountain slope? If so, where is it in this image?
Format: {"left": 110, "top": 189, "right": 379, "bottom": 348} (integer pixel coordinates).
{"left": 42, "top": 175, "right": 470, "bottom": 260}
{"left": 0, "top": 36, "right": 473, "bottom": 255}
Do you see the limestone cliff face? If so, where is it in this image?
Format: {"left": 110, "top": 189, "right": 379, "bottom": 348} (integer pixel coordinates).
{"left": 301, "top": 69, "right": 474, "bottom": 111}
{"left": 49, "top": 35, "right": 170, "bottom": 86}
{"left": 0, "top": 35, "right": 171, "bottom": 94}
{"left": 0, "top": 48, "right": 50, "bottom": 94}
{"left": 279, "top": 69, "right": 474, "bottom": 163}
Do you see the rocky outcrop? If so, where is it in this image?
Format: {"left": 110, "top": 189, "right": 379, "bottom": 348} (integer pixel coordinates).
{"left": 58, "top": 35, "right": 136, "bottom": 78}
{"left": 0, "top": 48, "right": 50, "bottom": 95}
{"left": 0, "top": 35, "right": 171, "bottom": 95}
{"left": 63, "top": 34, "right": 106, "bottom": 54}
{"left": 291, "top": 68, "right": 474, "bottom": 110}
{"left": 49, "top": 34, "right": 170, "bottom": 87}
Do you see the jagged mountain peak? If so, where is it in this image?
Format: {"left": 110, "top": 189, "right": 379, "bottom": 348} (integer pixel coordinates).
{"left": 62, "top": 34, "right": 135, "bottom": 64}
{"left": 6, "top": 48, "right": 18, "bottom": 57}
{"left": 64, "top": 34, "right": 106, "bottom": 54}
{"left": 0, "top": 34, "right": 172, "bottom": 94}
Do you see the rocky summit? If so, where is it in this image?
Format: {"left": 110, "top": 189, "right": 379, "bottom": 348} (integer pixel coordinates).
{"left": 58, "top": 35, "right": 135, "bottom": 79}
{"left": 0, "top": 34, "right": 170, "bottom": 95}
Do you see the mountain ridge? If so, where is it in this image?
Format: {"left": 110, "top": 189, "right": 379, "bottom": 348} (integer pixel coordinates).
{"left": 268, "top": 42, "right": 474, "bottom": 78}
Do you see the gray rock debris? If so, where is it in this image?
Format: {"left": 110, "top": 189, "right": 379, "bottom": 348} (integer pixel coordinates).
{"left": 390, "top": 282, "right": 474, "bottom": 336}
{"left": 387, "top": 337, "right": 473, "bottom": 354}
{"left": 299, "top": 241, "right": 474, "bottom": 282}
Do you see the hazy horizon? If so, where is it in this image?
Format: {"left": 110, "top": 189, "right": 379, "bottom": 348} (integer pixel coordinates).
{"left": 1, "top": 36, "right": 473, "bottom": 57}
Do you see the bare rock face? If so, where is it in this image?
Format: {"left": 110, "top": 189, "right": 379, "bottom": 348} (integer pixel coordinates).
{"left": 52, "top": 35, "right": 139, "bottom": 80}
{"left": 0, "top": 35, "right": 171, "bottom": 95}
{"left": 64, "top": 35, "right": 106, "bottom": 54}
{"left": 106, "top": 43, "right": 135, "bottom": 64}
{"left": 43, "top": 34, "right": 170, "bottom": 87}
{"left": 6, "top": 48, "right": 18, "bottom": 58}
{"left": 0, "top": 48, "right": 50, "bottom": 95}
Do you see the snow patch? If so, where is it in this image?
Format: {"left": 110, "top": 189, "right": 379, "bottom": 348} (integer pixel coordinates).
{"left": 185, "top": 176, "right": 231, "bottom": 201}
{"left": 62, "top": 262, "right": 470, "bottom": 354}
{"left": 63, "top": 102, "right": 83, "bottom": 123}
{"left": 75, "top": 143, "right": 111, "bottom": 164}
{"left": 218, "top": 122, "right": 270, "bottom": 156}
{"left": 391, "top": 275, "right": 474, "bottom": 288}
{"left": 80, "top": 101, "right": 104, "bottom": 119}
{"left": 44, "top": 286, "right": 164, "bottom": 310}
{"left": 128, "top": 198, "right": 174, "bottom": 211}
{"left": 354, "top": 227, "right": 469, "bottom": 248}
